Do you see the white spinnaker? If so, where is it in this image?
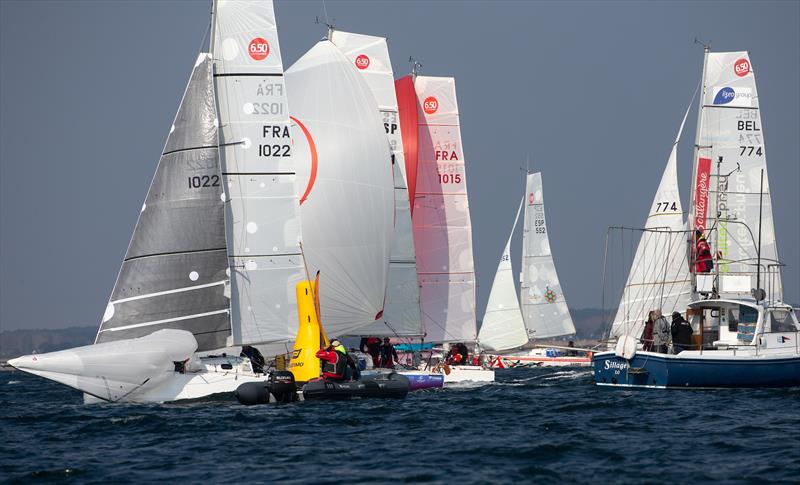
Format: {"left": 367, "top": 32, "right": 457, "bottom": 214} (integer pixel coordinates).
{"left": 691, "top": 51, "right": 781, "bottom": 300}
{"left": 520, "top": 173, "right": 575, "bottom": 339}
{"left": 213, "top": 0, "right": 304, "bottom": 350}
{"left": 413, "top": 76, "right": 477, "bottom": 343}
{"left": 478, "top": 198, "right": 528, "bottom": 351}
{"left": 286, "top": 41, "right": 394, "bottom": 337}
{"left": 609, "top": 101, "right": 694, "bottom": 341}
{"left": 330, "top": 30, "right": 422, "bottom": 337}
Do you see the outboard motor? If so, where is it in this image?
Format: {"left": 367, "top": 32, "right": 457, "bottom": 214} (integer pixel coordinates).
{"left": 235, "top": 381, "right": 270, "bottom": 406}
{"left": 269, "top": 370, "right": 297, "bottom": 403}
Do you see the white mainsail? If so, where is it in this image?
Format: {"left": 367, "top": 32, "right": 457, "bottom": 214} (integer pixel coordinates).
{"left": 478, "top": 198, "right": 528, "bottom": 351}
{"left": 329, "top": 30, "right": 422, "bottom": 337}
{"left": 286, "top": 40, "right": 395, "bottom": 338}
{"left": 520, "top": 173, "right": 575, "bottom": 339}
{"left": 212, "top": 0, "right": 305, "bottom": 349}
{"left": 403, "top": 76, "right": 478, "bottom": 343}
{"left": 690, "top": 51, "right": 782, "bottom": 300}
{"left": 609, "top": 101, "right": 694, "bottom": 341}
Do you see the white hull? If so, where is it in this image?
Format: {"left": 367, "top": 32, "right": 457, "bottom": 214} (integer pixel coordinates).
{"left": 434, "top": 365, "right": 495, "bottom": 385}
{"left": 488, "top": 349, "right": 592, "bottom": 368}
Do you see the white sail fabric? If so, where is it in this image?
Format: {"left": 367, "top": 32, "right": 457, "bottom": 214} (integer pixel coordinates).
{"left": 286, "top": 41, "right": 395, "bottom": 337}
{"left": 478, "top": 198, "right": 528, "bottom": 351}
{"left": 213, "top": 0, "right": 305, "bottom": 347}
{"left": 691, "top": 51, "right": 781, "bottom": 300}
{"left": 412, "top": 76, "right": 477, "bottom": 343}
{"left": 609, "top": 102, "right": 694, "bottom": 340}
{"left": 520, "top": 173, "right": 575, "bottom": 339}
{"left": 330, "top": 30, "right": 422, "bottom": 337}
{"left": 96, "top": 53, "right": 230, "bottom": 352}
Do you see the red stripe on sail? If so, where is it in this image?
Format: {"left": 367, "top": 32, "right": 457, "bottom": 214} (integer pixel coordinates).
{"left": 291, "top": 115, "right": 318, "bottom": 206}
{"left": 694, "top": 157, "right": 712, "bottom": 232}
{"left": 395, "top": 76, "right": 419, "bottom": 216}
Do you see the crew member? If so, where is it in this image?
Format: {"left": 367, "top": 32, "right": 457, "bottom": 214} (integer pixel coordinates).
{"left": 359, "top": 336, "right": 382, "bottom": 368}
{"left": 241, "top": 345, "right": 266, "bottom": 374}
{"left": 446, "top": 345, "right": 465, "bottom": 366}
{"left": 567, "top": 340, "right": 577, "bottom": 357}
{"left": 641, "top": 311, "right": 655, "bottom": 352}
{"left": 456, "top": 343, "right": 470, "bottom": 365}
{"left": 670, "top": 311, "right": 694, "bottom": 354}
{"left": 316, "top": 339, "right": 359, "bottom": 381}
{"left": 378, "top": 337, "right": 399, "bottom": 369}
{"left": 695, "top": 230, "right": 714, "bottom": 273}
{"left": 652, "top": 310, "right": 670, "bottom": 354}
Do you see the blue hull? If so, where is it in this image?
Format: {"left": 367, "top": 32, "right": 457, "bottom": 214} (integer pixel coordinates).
{"left": 593, "top": 352, "right": 800, "bottom": 389}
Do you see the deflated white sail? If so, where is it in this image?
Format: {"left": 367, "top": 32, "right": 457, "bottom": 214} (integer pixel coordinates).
{"left": 330, "top": 30, "right": 422, "bottom": 337}
{"left": 408, "top": 76, "right": 477, "bottom": 343}
{"left": 478, "top": 198, "right": 528, "bottom": 351}
{"left": 286, "top": 41, "right": 394, "bottom": 337}
{"left": 96, "top": 53, "right": 230, "bottom": 352}
{"left": 520, "top": 173, "right": 575, "bottom": 339}
{"left": 213, "top": 0, "right": 305, "bottom": 348}
{"left": 610, "top": 102, "right": 694, "bottom": 341}
{"left": 691, "top": 51, "right": 781, "bottom": 300}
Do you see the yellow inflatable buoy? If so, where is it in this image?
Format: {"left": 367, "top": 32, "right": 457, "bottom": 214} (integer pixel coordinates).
{"left": 288, "top": 278, "right": 329, "bottom": 383}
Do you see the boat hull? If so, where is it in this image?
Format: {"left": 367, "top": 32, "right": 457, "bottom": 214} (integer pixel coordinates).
{"left": 593, "top": 350, "right": 800, "bottom": 389}
{"left": 437, "top": 365, "right": 495, "bottom": 385}
{"left": 488, "top": 353, "right": 591, "bottom": 368}
{"left": 361, "top": 368, "right": 444, "bottom": 391}
{"left": 302, "top": 373, "right": 410, "bottom": 400}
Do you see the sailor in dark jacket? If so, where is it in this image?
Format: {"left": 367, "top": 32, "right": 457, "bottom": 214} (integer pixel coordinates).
{"left": 670, "top": 312, "right": 694, "bottom": 354}
{"left": 240, "top": 345, "right": 266, "bottom": 374}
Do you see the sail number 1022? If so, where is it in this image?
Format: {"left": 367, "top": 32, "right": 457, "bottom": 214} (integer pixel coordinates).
{"left": 188, "top": 175, "right": 220, "bottom": 189}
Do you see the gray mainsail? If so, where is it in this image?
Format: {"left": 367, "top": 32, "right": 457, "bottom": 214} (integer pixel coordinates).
{"left": 95, "top": 54, "right": 231, "bottom": 352}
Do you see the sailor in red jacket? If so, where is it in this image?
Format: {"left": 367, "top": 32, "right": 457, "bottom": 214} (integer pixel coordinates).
{"left": 315, "top": 339, "right": 359, "bottom": 381}
{"left": 695, "top": 230, "right": 714, "bottom": 273}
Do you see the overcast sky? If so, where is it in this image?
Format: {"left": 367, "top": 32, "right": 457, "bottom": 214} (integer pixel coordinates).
{"left": 1, "top": 0, "right": 798, "bottom": 331}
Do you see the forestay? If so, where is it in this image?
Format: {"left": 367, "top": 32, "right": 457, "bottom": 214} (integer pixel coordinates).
{"left": 286, "top": 41, "right": 395, "bottom": 337}
{"left": 330, "top": 30, "right": 422, "bottom": 337}
{"left": 478, "top": 198, "right": 528, "bottom": 351}
{"left": 213, "top": 0, "right": 305, "bottom": 349}
{"left": 691, "top": 51, "right": 781, "bottom": 300}
{"left": 520, "top": 173, "right": 575, "bottom": 339}
{"left": 397, "top": 76, "right": 478, "bottom": 343}
{"left": 609, "top": 101, "right": 694, "bottom": 341}
{"left": 95, "top": 54, "right": 230, "bottom": 352}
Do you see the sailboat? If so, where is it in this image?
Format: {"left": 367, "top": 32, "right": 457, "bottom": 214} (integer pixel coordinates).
{"left": 9, "top": 0, "right": 400, "bottom": 402}
{"left": 593, "top": 48, "right": 800, "bottom": 388}
{"left": 478, "top": 173, "right": 589, "bottom": 368}
{"left": 395, "top": 70, "right": 494, "bottom": 384}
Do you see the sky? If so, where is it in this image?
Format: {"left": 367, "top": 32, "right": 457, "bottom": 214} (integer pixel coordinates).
{"left": 1, "top": 0, "right": 798, "bottom": 331}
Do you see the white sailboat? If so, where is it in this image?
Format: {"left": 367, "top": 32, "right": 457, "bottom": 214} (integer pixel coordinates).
{"left": 9, "top": 0, "right": 397, "bottom": 402}
{"left": 594, "top": 48, "right": 799, "bottom": 388}
{"left": 395, "top": 71, "right": 494, "bottom": 384}
{"left": 479, "top": 173, "right": 588, "bottom": 368}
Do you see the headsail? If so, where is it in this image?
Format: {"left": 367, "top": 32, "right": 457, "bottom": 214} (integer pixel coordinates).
{"left": 330, "top": 30, "right": 422, "bottom": 337}
{"left": 609, "top": 101, "right": 694, "bottom": 341}
{"left": 286, "top": 41, "right": 395, "bottom": 337}
{"left": 478, "top": 198, "right": 528, "bottom": 351}
{"left": 96, "top": 53, "right": 230, "bottom": 352}
{"left": 396, "top": 75, "right": 478, "bottom": 343}
{"left": 520, "top": 173, "right": 575, "bottom": 339}
{"left": 213, "top": 0, "right": 305, "bottom": 349}
{"left": 691, "top": 51, "right": 781, "bottom": 300}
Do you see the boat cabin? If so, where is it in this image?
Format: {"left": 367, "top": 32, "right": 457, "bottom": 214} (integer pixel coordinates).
{"left": 686, "top": 299, "right": 799, "bottom": 351}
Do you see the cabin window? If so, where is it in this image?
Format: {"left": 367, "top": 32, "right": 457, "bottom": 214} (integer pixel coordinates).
{"left": 727, "top": 308, "right": 739, "bottom": 332}
{"left": 736, "top": 305, "right": 758, "bottom": 342}
{"left": 768, "top": 310, "right": 799, "bottom": 333}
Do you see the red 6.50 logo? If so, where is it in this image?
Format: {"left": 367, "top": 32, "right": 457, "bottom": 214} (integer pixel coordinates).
{"left": 248, "top": 38, "right": 270, "bottom": 61}
{"left": 423, "top": 96, "right": 438, "bottom": 114}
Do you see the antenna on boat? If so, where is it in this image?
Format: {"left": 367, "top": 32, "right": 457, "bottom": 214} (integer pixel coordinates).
{"left": 315, "top": 2, "right": 335, "bottom": 41}
{"left": 693, "top": 36, "right": 711, "bottom": 51}
{"left": 409, "top": 57, "right": 422, "bottom": 81}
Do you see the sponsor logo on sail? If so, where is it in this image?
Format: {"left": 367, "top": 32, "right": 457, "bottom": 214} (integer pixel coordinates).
{"left": 712, "top": 86, "right": 753, "bottom": 107}
{"left": 529, "top": 192, "right": 535, "bottom": 205}
{"left": 355, "top": 54, "right": 370, "bottom": 70}
{"left": 248, "top": 37, "right": 270, "bottom": 61}
{"left": 423, "top": 96, "right": 439, "bottom": 114}
{"left": 734, "top": 58, "right": 751, "bottom": 77}
{"left": 694, "top": 157, "right": 712, "bottom": 232}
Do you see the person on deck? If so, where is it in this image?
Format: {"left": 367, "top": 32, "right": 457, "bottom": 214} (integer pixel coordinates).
{"left": 359, "top": 336, "right": 382, "bottom": 368}
{"left": 567, "top": 340, "right": 577, "bottom": 357}
{"left": 641, "top": 311, "right": 655, "bottom": 352}
{"left": 378, "top": 337, "right": 399, "bottom": 369}
{"left": 695, "top": 230, "right": 714, "bottom": 273}
{"left": 446, "top": 346, "right": 465, "bottom": 366}
{"left": 456, "top": 343, "right": 470, "bottom": 365}
{"left": 240, "top": 345, "right": 266, "bottom": 374}
{"left": 316, "top": 339, "right": 359, "bottom": 382}
{"left": 652, "top": 310, "right": 670, "bottom": 354}
{"left": 671, "top": 311, "right": 694, "bottom": 354}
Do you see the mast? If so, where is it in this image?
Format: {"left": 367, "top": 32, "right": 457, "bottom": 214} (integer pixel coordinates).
{"left": 689, "top": 43, "right": 710, "bottom": 288}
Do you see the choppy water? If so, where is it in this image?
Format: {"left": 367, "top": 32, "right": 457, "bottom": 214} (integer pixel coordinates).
{"left": 2, "top": 369, "right": 798, "bottom": 484}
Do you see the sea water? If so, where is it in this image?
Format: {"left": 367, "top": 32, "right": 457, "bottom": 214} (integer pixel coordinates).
{"left": 1, "top": 369, "right": 798, "bottom": 483}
